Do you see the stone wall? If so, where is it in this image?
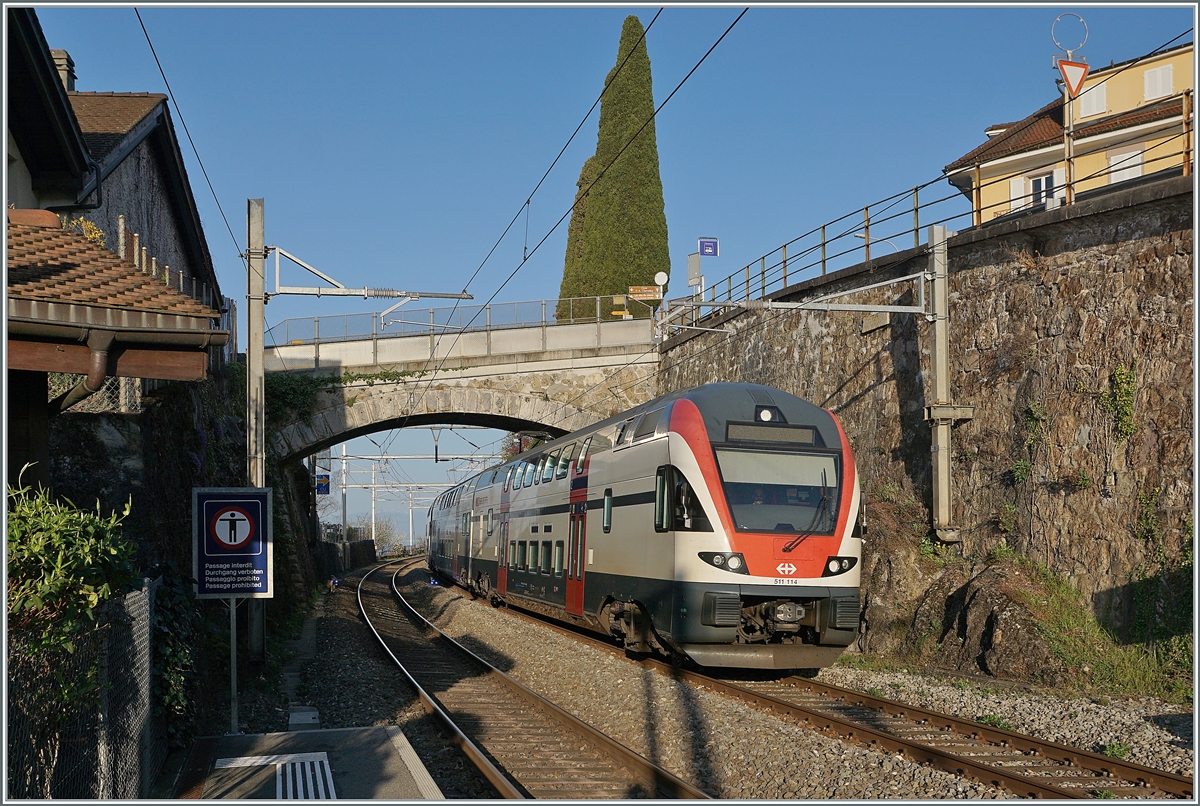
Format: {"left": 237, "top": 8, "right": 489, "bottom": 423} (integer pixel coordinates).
{"left": 659, "top": 177, "right": 1192, "bottom": 646}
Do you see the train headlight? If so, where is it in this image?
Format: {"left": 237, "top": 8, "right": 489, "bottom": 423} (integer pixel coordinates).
{"left": 754, "top": 405, "right": 786, "bottom": 423}
{"left": 822, "top": 556, "right": 858, "bottom": 577}
{"left": 698, "top": 552, "right": 749, "bottom": 574}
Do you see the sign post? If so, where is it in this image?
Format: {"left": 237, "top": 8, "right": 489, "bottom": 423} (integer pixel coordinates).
{"left": 194, "top": 487, "right": 273, "bottom": 734}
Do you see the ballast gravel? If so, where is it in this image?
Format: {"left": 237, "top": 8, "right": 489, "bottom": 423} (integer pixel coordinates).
{"left": 290, "top": 568, "right": 1193, "bottom": 799}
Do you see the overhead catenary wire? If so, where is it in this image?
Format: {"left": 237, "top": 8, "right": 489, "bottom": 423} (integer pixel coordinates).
{"left": 134, "top": 8, "right": 244, "bottom": 272}
{"left": 409, "top": 9, "right": 749, "bottom": 419}
{"left": 525, "top": 30, "right": 1198, "bottom": 436}
{"left": 373, "top": 10, "right": 666, "bottom": 459}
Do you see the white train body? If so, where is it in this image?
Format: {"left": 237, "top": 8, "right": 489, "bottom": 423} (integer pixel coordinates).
{"left": 428, "top": 383, "right": 862, "bottom": 670}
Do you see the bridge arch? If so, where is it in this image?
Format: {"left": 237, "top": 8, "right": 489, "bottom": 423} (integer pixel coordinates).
{"left": 269, "top": 372, "right": 651, "bottom": 466}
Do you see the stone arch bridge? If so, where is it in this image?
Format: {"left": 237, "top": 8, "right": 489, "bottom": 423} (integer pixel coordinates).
{"left": 264, "top": 304, "right": 658, "bottom": 465}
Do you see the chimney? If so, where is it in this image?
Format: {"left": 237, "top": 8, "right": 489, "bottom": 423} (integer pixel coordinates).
{"left": 50, "top": 49, "right": 76, "bottom": 92}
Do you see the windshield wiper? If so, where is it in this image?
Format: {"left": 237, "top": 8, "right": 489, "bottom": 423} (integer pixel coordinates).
{"left": 782, "top": 493, "right": 829, "bottom": 553}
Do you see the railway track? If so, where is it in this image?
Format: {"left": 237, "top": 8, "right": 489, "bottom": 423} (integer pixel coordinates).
{"left": 440, "top": 579, "right": 1192, "bottom": 800}
{"left": 357, "top": 560, "right": 708, "bottom": 799}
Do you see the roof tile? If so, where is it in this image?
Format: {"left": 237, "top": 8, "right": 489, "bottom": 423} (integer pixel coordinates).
{"left": 945, "top": 96, "right": 1184, "bottom": 173}
{"left": 7, "top": 214, "right": 219, "bottom": 318}
{"left": 67, "top": 92, "right": 164, "bottom": 162}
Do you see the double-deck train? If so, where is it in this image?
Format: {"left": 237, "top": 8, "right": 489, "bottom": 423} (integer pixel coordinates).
{"left": 427, "top": 382, "right": 863, "bottom": 670}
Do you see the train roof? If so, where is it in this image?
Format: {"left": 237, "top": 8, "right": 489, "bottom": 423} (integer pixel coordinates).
{"left": 442, "top": 383, "right": 841, "bottom": 499}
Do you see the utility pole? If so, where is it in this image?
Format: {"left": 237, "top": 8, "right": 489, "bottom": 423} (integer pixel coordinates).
{"left": 341, "top": 443, "right": 347, "bottom": 541}
{"left": 246, "top": 200, "right": 267, "bottom": 668}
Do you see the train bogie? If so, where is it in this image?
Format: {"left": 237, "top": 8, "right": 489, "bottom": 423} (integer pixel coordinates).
{"left": 427, "top": 383, "right": 863, "bottom": 671}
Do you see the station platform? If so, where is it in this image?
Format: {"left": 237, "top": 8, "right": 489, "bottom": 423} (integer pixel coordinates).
{"left": 174, "top": 725, "right": 443, "bottom": 800}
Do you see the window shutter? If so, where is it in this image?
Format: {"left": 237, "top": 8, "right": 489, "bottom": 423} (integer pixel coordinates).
{"left": 1052, "top": 168, "right": 1066, "bottom": 199}
{"left": 1009, "top": 177, "right": 1026, "bottom": 211}
{"left": 1144, "top": 65, "right": 1173, "bottom": 101}
{"left": 1079, "top": 82, "right": 1105, "bottom": 117}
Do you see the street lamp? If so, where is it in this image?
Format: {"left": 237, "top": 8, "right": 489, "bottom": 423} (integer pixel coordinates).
{"left": 854, "top": 232, "right": 899, "bottom": 253}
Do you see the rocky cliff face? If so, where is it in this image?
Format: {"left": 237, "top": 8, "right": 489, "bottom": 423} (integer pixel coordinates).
{"left": 659, "top": 178, "right": 1192, "bottom": 677}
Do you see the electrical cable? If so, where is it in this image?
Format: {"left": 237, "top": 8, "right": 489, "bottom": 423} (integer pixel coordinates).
{"left": 409, "top": 9, "right": 748, "bottom": 417}
{"left": 134, "top": 9, "right": 245, "bottom": 273}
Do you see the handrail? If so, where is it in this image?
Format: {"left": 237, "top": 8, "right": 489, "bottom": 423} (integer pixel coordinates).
{"left": 265, "top": 295, "right": 654, "bottom": 347}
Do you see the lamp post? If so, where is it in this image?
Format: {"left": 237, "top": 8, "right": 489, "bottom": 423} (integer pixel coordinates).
{"left": 854, "top": 232, "right": 899, "bottom": 253}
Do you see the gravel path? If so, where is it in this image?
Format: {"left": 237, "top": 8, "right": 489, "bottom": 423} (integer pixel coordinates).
{"left": 239, "top": 564, "right": 1192, "bottom": 799}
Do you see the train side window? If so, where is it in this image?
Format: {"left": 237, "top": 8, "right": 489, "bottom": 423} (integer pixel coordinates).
{"left": 575, "top": 437, "right": 592, "bottom": 474}
{"left": 523, "top": 460, "right": 537, "bottom": 488}
{"left": 540, "top": 541, "right": 552, "bottom": 575}
{"left": 487, "top": 509, "right": 494, "bottom": 536}
{"left": 533, "top": 455, "right": 546, "bottom": 485}
{"left": 556, "top": 443, "right": 576, "bottom": 478}
{"left": 507, "top": 527, "right": 516, "bottom": 569}
{"left": 517, "top": 540, "right": 527, "bottom": 571}
{"left": 553, "top": 541, "right": 564, "bottom": 576}
{"left": 514, "top": 462, "right": 526, "bottom": 489}
{"left": 503, "top": 466, "right": 514, "bottom": 491}
{"left": 542, "top": 449, "right": 560, "bottom": 483}
{"left": 603, "top": 488, "right": 613, "bottom": 533}
{"left": 654, "top": 466, "right": 670, "bottom": 532}
{"left": 633, "top": 408, "right": 662, "bottom": 441}
{"left": 615, "top": 418, "right": 636, "bottom": 446}
{"left": 673, "top": 469, "right": 713, "bottom": 532}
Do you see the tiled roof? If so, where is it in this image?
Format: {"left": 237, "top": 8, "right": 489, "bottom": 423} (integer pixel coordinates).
{"left": 944, "top": 98, "right": 1064, "bottom": 173}
{"left": 67, "top": 92, "right": 164, "bottom": 162}
{"left": 7, "top": 210, "right": 219, "bottom": 318}
{"left": 944, "top": 96, "right": 1185, "bottom": 174}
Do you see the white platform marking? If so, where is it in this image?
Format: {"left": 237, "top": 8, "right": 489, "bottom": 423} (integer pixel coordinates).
{"left": 215, "top": 752, "right": 337, "bottom": 799}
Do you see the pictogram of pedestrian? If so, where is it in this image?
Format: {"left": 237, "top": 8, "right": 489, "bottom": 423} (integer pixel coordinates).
{"left": 209, "top": 506, "right": 254, "bottom": 550}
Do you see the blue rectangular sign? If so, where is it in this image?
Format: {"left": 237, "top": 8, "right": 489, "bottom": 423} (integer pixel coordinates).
{"left": 193, "top": 487, "right": 273, "bottom": 599}
{"left": 698, "top": 238, "right": 719, "bottom": 257}
{"left": 316, "top": 474, "right": 330, "bottom": 495}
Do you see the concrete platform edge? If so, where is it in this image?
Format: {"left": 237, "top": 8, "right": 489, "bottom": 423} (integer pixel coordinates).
{"left": 386, "top": 726, "right": 444, "bottom": 799}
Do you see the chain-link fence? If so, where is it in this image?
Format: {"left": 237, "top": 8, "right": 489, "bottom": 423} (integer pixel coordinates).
{"left": 7, "top": 579, "right": 168, "bottom": 799}
{"left": 47, "top": 373, "right": 143, "bottom": 413}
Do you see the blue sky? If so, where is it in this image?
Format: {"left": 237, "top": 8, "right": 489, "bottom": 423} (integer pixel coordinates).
{"left": 35, "top": 4, "right": 1195, "bottom": 535}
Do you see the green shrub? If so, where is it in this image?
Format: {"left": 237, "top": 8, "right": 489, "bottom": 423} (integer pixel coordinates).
{"left": 7, "top": 473, "right": 138, "bottom": 796}
{"left": 7, "top": 475, "right": 136, "bottom": 650}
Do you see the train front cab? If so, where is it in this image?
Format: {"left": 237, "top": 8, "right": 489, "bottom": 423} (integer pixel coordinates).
{"left": 662, "top": 389, "right": 863, "bottom": 670}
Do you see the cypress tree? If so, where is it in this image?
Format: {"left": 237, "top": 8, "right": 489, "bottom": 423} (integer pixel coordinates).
{"left": 557, "top": 15, "right": 668, "bottom": 320}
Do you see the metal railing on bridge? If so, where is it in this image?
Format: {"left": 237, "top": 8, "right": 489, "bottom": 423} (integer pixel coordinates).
{"left": 266, "top": 295, "right": 655, "bottom": 348}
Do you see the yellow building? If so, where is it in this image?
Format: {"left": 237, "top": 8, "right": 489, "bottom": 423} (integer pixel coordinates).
{"left": 944, "top": 43, "right": 1193, "bottom": 224}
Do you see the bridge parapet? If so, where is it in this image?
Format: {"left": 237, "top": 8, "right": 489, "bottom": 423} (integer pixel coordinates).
{"left": 265, "top": 311, "right": 659, "bottom": 466}
{"left": 266, "top": 295, "right": 655, "bottom": 347}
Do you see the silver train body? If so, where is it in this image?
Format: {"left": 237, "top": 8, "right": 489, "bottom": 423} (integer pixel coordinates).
{"left": 427, "top": 383, "right": 862, "bottom": 670}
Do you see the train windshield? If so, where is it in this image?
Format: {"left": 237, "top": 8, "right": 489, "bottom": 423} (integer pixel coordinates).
{"left": 715, "top": 449, "right": 840, "bottom": 534}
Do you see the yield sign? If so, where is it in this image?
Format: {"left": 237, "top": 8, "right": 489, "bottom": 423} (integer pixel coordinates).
{"left": 1059, "top": 60, "right": 1089, "bottom": 98}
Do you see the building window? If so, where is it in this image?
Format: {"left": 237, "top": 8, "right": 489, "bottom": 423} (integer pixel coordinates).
{"left": 1029, "top": 173, "right": 1054, "bottom": 205}
{"left": 1107, "top": 146, "right": 1144, "bottom": 184}
{"left": 1078, "top": 82, "right": 1105, "bottom": 117}
{"left": 1144, "top": 64, "right": 1173, "bottom": 101}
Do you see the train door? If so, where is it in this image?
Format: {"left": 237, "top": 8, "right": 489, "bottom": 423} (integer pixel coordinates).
{"left": 467, "top": 510, "right": 476, "bottom": 584}
{"left": 497, "top": 521, "right": 509, "bottom": 594}
{"left": 566, "top": 504, "right": 587, "bottom": 616}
